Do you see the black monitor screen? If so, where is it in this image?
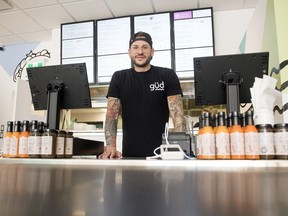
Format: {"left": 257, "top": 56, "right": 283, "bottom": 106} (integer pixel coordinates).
{"left": 27, "top": 63, "right": 92, "bottom": 129}
{"left": 193, "top": 52, "right": 269, "bottom": 109}
{"left": 27, "top": 63, "right": 91, "bottom": 110}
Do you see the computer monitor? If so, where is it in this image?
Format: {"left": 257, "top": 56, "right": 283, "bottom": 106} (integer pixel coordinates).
{"left": 27, "top": 63, "right": 92, "bottom": 129}
{"left": 193, "top": 52, "right": 269, "bottom": 114}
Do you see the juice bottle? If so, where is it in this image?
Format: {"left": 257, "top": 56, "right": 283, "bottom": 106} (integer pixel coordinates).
{"left": 244, "top": 111, "right": 259, "bottom": 160}
{"left": 9, "top": 121, "right": 21, "bottom": 158}
{"left": 240, "top": 113, "right": 246, "bottom": 129}
{"left": 201, "top": 112, "right": 216, "bottom": 160}
{"left": 216, "top": 112, "right": 230, "bottom": 159}
{"left": 227, "top": 112, "right": 232, "bottom": 132}
{"left": 213, "top": 113, "right": 218, "bottom": 133}
{"left": 3, "top": 121, "right": 13, "bottom": 158}
{"left": 230, "top": 111, "right": 245, "bottom": 160}
{"left": 196, "top": 115, "right": 203, "bottom": 159}
{"left": 18, "top": 120, "right": 30, "bottom": 158}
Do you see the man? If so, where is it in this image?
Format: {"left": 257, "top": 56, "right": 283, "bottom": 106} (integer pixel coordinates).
{"left": 99, "top": 31, "right": 186, "bottom": 159}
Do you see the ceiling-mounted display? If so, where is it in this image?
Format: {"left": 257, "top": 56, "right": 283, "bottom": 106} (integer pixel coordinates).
{"left": 96, "top": 17, "right": 131, "bottom": 84}
{"left": 61, "top": 7, "right": 214, "bottom": 85}
{"left": 61, "top": 21, "right": 95, "bottom": 84}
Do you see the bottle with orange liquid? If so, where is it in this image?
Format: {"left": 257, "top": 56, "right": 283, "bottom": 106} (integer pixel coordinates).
{"left": 227, "top": 112, "right": 232, "bottom": 132}
{"left": 196, "top": 115, "right": 203, "bottom": 159}
{"left": 3, "top": 121, "right": 13, "bottom": 158}
{"left": 240, "top": 113, "right": 246, "bottom": 130}
{"left": 216, "top": 112, "right": 231, "bottom": 159}
{"left": 213, "top": 113, "right": 218, "bottom": 133}
{"left": 230, "top": 111, "right": 245, "bottom": 160}
{"left": 18, "top": 120, "right": 30, "bottom": 158}
{"left": 9, "top": 121, "right": 21, "bottom": 158}
{"left": 244, "top": 111, "right": 259, "bottom": 160}
{"left": 201, "top": 112, "right": 216, "bottom": 160}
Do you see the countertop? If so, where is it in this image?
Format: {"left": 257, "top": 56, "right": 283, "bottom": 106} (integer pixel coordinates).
{"left": 1, "top": 158, "right": 288, "bottom": 216}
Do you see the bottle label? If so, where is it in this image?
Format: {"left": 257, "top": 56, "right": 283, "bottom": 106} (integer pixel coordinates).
{"left": 56, "top": 137, "right": 65, "bottom": 155}
{"left": 196, "top": 134, "right": 202, "bottom": 156}
{"left": 41, "top": 136, "right": 53, "bottom": 155}
{"left": 9, "top": 137, "right": 18, "bottom": 156}
{"left": 258, "top": 132, "right": 274, "bottom": 155}
{"left": 274, "top": 131, "right": 288, "bottom": 155}
{"left": 230, "top": 132, "right": 245, "bottom": 156}
{"left": 201, "top": 132, "right": 215, "bottom": 157}
{"left": 65, "top": 137, "right": 73, "bottom": 155}
{"left": 18, "top": 136, "right": 28, "bottom": 154}
{"left": 216, "top": 132, "right": 230, "bottom": 156}
{"left": 244, "top": 132, "right": 259, "bottom": 155}
{"left": 28, "top": 136, "right": 41, "bottom": 155}
{"left": 3, "top": 137, "right": 11, "bottom": 155}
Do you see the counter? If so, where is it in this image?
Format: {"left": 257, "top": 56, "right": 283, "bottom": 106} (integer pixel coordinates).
{"left": 1, "top": 158, "right": 288, "bottom": 216}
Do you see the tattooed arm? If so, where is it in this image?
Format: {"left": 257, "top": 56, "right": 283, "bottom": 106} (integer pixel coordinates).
{"left": 167, "top": 94, "right": 186, "bottom": 132}
{"left": 99, "top": 97, "right": 122, "bottom": 159}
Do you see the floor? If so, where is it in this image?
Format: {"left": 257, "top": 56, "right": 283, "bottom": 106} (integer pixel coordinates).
{"left": 0, "top": 158, "right": 288, "bottom": 216}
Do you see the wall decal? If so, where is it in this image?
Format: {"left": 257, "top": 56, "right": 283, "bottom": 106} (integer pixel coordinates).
{"left": 12, "top": 49, "right": 51, "bottom": 82}
{"left": 270, "top": 59, "right": 288, "bottom": 91}
{"left": 269, "top": 59, "right": 288, "bottom": 115}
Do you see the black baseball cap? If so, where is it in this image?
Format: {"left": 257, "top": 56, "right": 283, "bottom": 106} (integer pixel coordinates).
{"left": 129, "top": 31, "right": 153, "bottom": 48}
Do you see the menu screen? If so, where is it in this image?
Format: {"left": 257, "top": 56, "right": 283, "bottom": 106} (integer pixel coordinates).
{"left": 174, "top": 8, "right": 214, "bottom": 78}
{"left": 61, "top": 21, "right": 95, "bottom": 84}
{"left": 96, "top": 17, "right": 131, "bottom": 84}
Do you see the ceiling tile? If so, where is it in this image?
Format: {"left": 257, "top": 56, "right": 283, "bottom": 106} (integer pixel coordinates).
{"left": 57, "top": 0, "right": 88, "bottom": 3}
{"left": 200, "top": 0, "right": 246, "bottom": 11}
{"left": 0, "top": 25, "right": 12, "bottom": 36}
{"left": 152, "top": 0, "right": 198, "bottom": 13}
{"left": 63, "top": 0, "right": 112, "bottom": 20}
{"left": 10, "top": 0, "right": 58, "bottom": 9}
{"left": 18, "top": 30, "right": 52, "bottom": 43}
{"left": 26, "top": 5, "right": 75, "bottom": 29}
{"left": 105, "top": 0, "right": 154, "bottom": 17}
{"left": 0, "top": 11, "right": 44, "bottom": 34}
{"left": 0, "top": 34, "right": 25, "bottom": 45}
{"left": 243, "top": 0, "right": 258, "bottom": 8}
{"left": 0, "top": 0, "right": 13, "bottom": 10}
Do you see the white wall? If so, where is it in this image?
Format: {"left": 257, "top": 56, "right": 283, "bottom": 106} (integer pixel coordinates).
{"left": 0, "top": 65, "right": 14, "bottom": 127}
{"left": 214, "top": 9, "right": 255, "bottom": 55}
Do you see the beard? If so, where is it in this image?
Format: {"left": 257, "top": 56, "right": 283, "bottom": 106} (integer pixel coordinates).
{"left": 131, "top": 55, "right": 152, "bottom": 68}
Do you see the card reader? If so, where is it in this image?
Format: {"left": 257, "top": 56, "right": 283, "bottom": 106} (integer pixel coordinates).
{"left": 160, "top": 144, "right": 185, "bottom": 160}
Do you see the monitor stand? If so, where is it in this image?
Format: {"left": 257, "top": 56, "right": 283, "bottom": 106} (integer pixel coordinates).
{"left": 222, "top": 70, "right": 242, "bottom": 114}
{"left": 46, "top": 81, "right": 64, "bottom": 130}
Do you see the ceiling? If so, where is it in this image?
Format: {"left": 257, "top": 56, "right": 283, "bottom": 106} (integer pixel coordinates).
{"left": 0, "top": 0, "right": 257, "bottom": 47}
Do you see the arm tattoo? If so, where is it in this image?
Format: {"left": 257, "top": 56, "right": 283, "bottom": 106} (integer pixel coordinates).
{"left": 167, "top": 94, "right": 186, "bottom": 132}
{"left": 105, "top": 97, "right": 121, "bottom": 147}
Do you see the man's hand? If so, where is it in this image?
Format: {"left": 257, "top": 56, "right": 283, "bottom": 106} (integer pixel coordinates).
{"left": 99, "top": 145, "right": 122, "bottom": 159}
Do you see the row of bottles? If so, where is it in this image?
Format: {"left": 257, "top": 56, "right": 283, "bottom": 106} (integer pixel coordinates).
{"left": 2, "top": 120, "right": 74, "bottom": 159}
{"left": 196, "top": 110, "right": 288, "bottom": 160}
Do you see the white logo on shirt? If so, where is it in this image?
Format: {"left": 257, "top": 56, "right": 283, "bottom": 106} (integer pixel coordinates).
{"left": 150, "top": 81, "right": 165, "bottom": 91}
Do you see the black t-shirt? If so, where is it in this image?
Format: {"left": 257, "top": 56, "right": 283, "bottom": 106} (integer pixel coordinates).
{"left": 107, "top": 65, "right": 182, "bottom": 157}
